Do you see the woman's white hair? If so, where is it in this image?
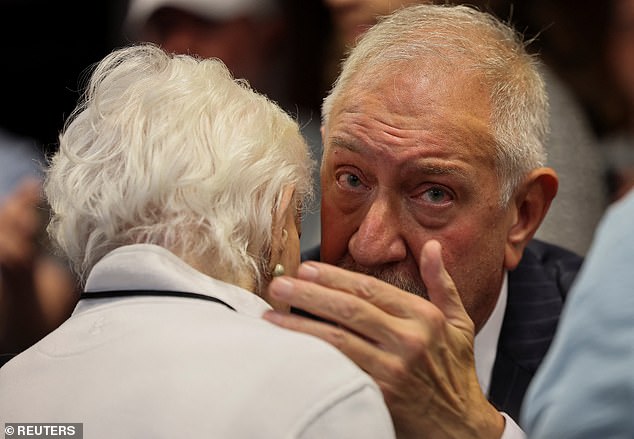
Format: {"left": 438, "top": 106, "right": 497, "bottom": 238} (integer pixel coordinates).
{"left": 45, "top": 43, "right": 313, "bottom": 290}
{"left": 322, "top": 3, "right": 549, "bottom": 205}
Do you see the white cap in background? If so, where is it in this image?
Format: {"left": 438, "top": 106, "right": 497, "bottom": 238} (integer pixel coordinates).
{"left": 125, "top": 0, "right": 281, "bottom": 31}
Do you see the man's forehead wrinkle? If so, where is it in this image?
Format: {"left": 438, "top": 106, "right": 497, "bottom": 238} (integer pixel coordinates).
{"left": 329, "top": 72, "right": 495, "bottom": 163}
{"left": 335, "top": 104, "right": 429, "bottom": 135}
{"left": 431, "top": 115, "right": 494, "bottom": 153}
{"left": 329, "top": 111, "right": 493, "bottom": 164}
{"left": 336, "top": 116, "right": 428, "bottom": 152}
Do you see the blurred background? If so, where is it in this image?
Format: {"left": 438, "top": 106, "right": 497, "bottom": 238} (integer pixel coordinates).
{"left": 0, "top": 0, "right": 332, "bottom": 152}
{"left": 5, "top": 0, "right": 634, "bottom": 363}
{"left": 0, "top": 0, "right": 621, "bottom": 146}
{"left": 1, "top": 0, "right": 632, "bottom": 252}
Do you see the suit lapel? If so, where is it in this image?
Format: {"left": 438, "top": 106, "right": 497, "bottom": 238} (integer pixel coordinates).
{"left": 488, "top": 240, "right": 574, "bottom": 421}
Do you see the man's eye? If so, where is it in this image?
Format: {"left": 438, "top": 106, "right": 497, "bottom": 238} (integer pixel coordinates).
{"left": 336, "top": 172, "right": 365, "bottom": 190}
{"left": 421, "top": 186, "right": 452, "bottom": 204}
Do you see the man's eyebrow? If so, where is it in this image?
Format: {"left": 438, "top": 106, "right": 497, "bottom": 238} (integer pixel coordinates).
{"left": 414, "top": 163, "right": 466, "bottom": 177}
{"left": 329, "top": 136, "right": 362, "bottom": 153}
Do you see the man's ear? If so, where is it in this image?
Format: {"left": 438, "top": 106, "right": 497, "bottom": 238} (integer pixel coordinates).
{"left": 504, "top": 168, "right": 559, "bottom": 270}
{"left": 270, "top": 186, "right": 295, "bottom": 270}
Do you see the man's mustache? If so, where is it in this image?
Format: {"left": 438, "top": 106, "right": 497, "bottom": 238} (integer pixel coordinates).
{"left": 336, "top": 257, "right": 429, "bottom": 299}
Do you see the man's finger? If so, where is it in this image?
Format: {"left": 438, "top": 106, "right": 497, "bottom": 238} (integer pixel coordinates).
{"left": 263, "top": 309, "right": 401, "bottom": 380}
{"left": 268, "top": 276, "right": 404, "bottom": 346}
{"left": 263, "top": 309, "right": 374, "bottom": 356}
{"left": 419, "top": 240, "right": 473, "bottom": 333}
{"left": 295, "top": 261, "right": 416, "bottom": 318}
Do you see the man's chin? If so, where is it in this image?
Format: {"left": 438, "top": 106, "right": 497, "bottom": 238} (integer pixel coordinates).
{"left": 337, "top": 258, "right": 428, "bottom": 299}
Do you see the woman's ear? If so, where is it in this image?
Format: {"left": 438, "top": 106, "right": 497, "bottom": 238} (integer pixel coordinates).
{"left": 270, "top": 186, "right": 295, "bottom": 270}
{"left": 504, "top": 168, "right": 559, "bottom": 270}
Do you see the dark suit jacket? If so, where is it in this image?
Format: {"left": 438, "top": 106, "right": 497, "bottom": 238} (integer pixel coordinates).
{"left": 489, "top": 239, "right": 582, "bottom": 421}
{"left": 300, "top": 239, "right": 583, "bottom": 423}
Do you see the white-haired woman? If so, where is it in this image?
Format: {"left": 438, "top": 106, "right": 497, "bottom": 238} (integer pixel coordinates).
{"left": 0, "top": 44, "right": 395, "bottom": 438}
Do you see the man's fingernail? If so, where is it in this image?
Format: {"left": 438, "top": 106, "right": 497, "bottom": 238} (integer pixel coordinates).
{"left": 298, "top": 262, "right": 318, "bottom": 280}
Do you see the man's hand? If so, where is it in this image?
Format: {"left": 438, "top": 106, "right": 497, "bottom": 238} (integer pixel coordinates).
{"left": 264, "top": 240, "right": 504, "bottom": 439}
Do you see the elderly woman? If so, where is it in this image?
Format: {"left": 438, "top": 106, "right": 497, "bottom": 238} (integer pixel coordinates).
{"left": 0, "top": 44, "right": 394, "bottom": 438}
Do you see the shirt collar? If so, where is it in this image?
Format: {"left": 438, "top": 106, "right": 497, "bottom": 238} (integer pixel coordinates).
{"left": 474, "top": 272, "right": 508, "bottom": 396}
{"left": 80, "top": 244, "right": 272, "bottom": 318}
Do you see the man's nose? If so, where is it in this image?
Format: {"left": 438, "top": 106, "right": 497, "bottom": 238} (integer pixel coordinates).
{"left": 348, "top": 195, "right": 407, "bottom": 266}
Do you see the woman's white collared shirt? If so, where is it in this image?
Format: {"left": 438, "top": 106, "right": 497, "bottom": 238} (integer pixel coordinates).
{"left": 0, "top": 244, "right": 395, "bottom": 438}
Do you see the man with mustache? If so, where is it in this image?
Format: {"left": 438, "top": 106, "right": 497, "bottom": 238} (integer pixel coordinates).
{"left": 265, "top": 4, "right": 582, "bottom": 438}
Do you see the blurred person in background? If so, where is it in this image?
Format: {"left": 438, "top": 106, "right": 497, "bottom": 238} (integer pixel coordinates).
{"left": 521, "top": 186, "right": 634, "bottom": 439}
{"left": 601, "top": 0, "right": 634, "bottom": 202}
{"left": 0, "top": 0, "right": 128, "bottom": 362}
{"left": 322, "top": 0, "right": 608, "bottom": 256}
{"left": 0, "top": 43, "right": 395, "bottom": 438}
{"left": 0, "top": 128, "right": 43, "bottom": 198}
{"left": 124, "top": 0, "right": 286, "bottom": 102}
{"left": 123, "top": 0, "right": 324, "bottom": 250}
{"left": 0, "top": 128, "right": 77, "bottom": 365}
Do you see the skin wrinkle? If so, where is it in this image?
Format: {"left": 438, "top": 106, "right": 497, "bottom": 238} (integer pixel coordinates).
{"left": 321, "top": 63, "right": 508, "bottom": 332}
{"left": 331, "top": 135, "right": 467, "bottom": 175}
{"left": 331, "top": 67, "right": 496, "bottom": 159}
{"left": 327, "top": 118, "right": 493, "bottom": 209}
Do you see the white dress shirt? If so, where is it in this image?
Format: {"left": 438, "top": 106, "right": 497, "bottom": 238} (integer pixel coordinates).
{"left": 475, "top": 273, "right": 525, "bottom": 439}
{"left": 0, "top": 244, "right": 395, "bottom": 439}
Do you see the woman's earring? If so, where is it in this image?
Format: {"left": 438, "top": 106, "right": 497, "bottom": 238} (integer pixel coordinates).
{"left": 272, "top": 263, "right": 285, "bottom": 277}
